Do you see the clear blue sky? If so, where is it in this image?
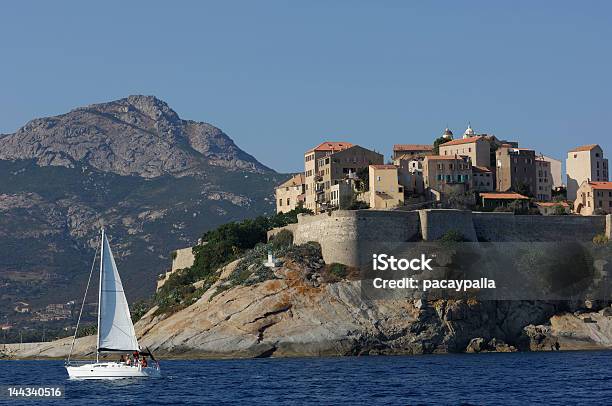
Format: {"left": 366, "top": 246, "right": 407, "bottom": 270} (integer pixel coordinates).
{"left": 1, "top": 1, "right": 610, "bottom": 173}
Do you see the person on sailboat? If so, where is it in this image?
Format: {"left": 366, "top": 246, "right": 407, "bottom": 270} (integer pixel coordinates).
{"left": 133, "top": 351, "right": 140, "bottom": 366}
{"left": 141, "top": 356, "right": 148, "bottom": 368}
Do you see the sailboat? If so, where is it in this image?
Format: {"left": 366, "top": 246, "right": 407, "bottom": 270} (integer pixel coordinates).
{"left": 65, "top": 229, "right": 161, "bottom": 379}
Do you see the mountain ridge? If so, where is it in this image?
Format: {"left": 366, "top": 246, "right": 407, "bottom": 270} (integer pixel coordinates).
{"left": 0, "top": 96, "right": 285, "bottom": 333}
{"left": 0, "top": 95, "right": 272, "bottom": 178}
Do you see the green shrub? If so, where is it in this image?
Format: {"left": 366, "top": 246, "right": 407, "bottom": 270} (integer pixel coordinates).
{"left": 131, "top": 298, "right": 153, "bottom": 322}
{"left": 271, "top": 229, "right": 293, "bottom": 249}
{"left": 439, "top": 230, "right": 466, "bottom": 243}
{"left": 76, "top": 324, "right": 97, "bottom": 338}
{"left": 593, "top": 233, "right": 609, "bottom": 246}
{"left": 348, "top": 200, "right": 369, "bottom": 210}
{"left": 328, "top": 263, "right": 348, "bottom": 279}
{"left": 153, "top": 207, "right": 311, "bottom": 315}
{"left": 493, "top": 206, "right": 513, "bottom": 212}
{"left": 553, "top": 205, "right": 568, "bottom": 215}
{"left": 171, "top": 250, "right": 177, "bottom": 260}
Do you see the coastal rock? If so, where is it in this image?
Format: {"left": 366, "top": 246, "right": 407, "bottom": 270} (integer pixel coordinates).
{"left": 10, "top": 252, "right": 612, "bottom": 359}
{"left": 523, "top": 308, "right": 612, "bottom": 351}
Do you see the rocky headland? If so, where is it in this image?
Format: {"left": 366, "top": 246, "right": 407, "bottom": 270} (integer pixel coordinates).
{"left": 4, "top": 243, "right": 612, "bottom": 359}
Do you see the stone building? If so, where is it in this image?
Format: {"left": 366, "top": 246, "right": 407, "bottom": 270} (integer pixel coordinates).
{"left": 535, "top": 201, "right": 570, "bottom": 215}
{"left": 574, "top": 181, "right": 612, "bottom": 215}
{"left": 369, "top": 164, "right": 404, "bottom": 209}
{"left": 480, "top": 192, "right": 530, "bottom": 211}
{"left": 392, "top": 144, "right": 433, "bottom": 160}
{"left": 472, "top": 165, "right": 494, "bottom": 192}
{"left": 566, "top": 144, "right": 609, "bottom": 201}
{"left": 329, "top": 178, "right": 358, "bottom": 209}
{"left": 391, "top": 144, "right": 433, "bottom": 160}
{"left": 275, "top": 173, "right": 305, "bottom": 213}
{"left": 304, "top": 141, "right": 354, "bottom": 212}
{"left": 539, "top": 154, "right": 563, "bottom": 189}
{"left": 393, "top": 155, "right": 424, "bottom": 195}
{"left": 439, "top": 133, "right": 491, "bottom": 168}
{"left": 535, "top": 157, "right": 552, "bottom": 201}
{"left": 422, "top": 155, "right": 472, "bottom": 198}
{"left": 304, "top": 142, "right": 383, "bottom": 213}
{"left": 496, "top": 146, "right": 536, "bottom": 196}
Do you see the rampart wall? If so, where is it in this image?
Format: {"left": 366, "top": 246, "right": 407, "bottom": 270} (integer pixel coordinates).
{"left": 270, "top": 210, "right": 611, "bottom": 267}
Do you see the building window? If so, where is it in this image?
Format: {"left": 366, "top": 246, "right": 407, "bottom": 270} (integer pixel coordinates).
{"left": 377, "top": 176, "right": 381, "bottom": 181}
{"left": 279, "top": 199, "right": 282, "bottom": 206}
{"left": 287, "top": 198, "right": 290, "bottom": 206}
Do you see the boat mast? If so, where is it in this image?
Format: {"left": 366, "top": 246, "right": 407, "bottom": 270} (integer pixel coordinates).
{"left": 96, "top": 228, "right": 104, "bottom": 363}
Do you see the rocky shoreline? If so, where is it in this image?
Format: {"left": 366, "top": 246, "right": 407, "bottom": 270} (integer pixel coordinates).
{"left": 3, "top": 252, "right": 612, "bottom": 360}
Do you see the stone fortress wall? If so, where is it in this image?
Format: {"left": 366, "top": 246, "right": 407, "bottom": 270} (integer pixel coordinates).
{"left": 268, "top": 210, "right": 611, "bottom": 267}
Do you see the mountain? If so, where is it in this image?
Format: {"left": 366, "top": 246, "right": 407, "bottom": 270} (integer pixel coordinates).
{"left": 0, "top": 95, "right": 270, "bottom": 176}
{"left": 0, "top": 95, "right": 285, "bottom": 329}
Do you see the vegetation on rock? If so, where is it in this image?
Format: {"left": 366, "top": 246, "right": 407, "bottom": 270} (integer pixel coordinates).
{"left": 153, "top": 207, "right": 311, "bottom": 315}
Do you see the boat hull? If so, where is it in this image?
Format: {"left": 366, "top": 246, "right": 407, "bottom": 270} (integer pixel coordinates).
{"left": 66, "top": 362, "right": 161, "bottom": 380}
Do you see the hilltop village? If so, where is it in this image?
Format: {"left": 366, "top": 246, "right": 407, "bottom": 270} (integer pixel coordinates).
{"left": 275, "top": 125, "right": 611, "bottom": 216}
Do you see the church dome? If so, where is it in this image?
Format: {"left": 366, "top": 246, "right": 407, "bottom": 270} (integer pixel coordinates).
{"left": 442, "top": 128, "right": 453, "bottom": 139}
{"left": 463, "top": 124, "right": 475, "bottom": 138}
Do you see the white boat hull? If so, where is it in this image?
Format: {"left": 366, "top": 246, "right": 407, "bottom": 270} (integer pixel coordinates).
{"left": 66, "top": 362, "right": 161, "bottom": 380}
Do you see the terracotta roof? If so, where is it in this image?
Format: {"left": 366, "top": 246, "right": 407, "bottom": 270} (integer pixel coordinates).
{"left": 588, "top": 181, "right": 612, "bottom": 190}
{"left": 394, "top": 153, "right": 424, "bottom": 162}
{"left": 439, "top": 135, "right": 483, "bottom": 146}
{"left": 306, "top": 141, "right": 354, "bottom": 153}
{"left": 569, "top": 144, "right": 600, "bottom": 152}
{"left": 277, "top": 173, "right": 304, "bottom": 188}
{"left": 480, "top": 192, "right": 529, "bottom": 200}
{"left": 370, "top": 164, "right": 397, "bottom": 170}
{"left": 424, "top": 155, "right": 470, "bottom": 161}
{"left": 536, "top": 201, "right": 569, "bottom": 207}
{"left": 393, "top": 144, "right": 433, "bottom": 152}
{"left": 472, "top": 165, "right": 492, "bottom": 173}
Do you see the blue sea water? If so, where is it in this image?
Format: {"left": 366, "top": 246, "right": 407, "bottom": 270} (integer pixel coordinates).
{"left": 1, "top": 351, "right": 611, "bottom": 405}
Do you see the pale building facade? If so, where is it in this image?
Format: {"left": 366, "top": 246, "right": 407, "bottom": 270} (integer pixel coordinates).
{"left": 539, "top": 155, "right": 563, "bottom": 189}
{"left": 574, "top": 181, "right": 612, "bottom": 216}
{"left": 369, "top": 164, "right": 404, "bottom": 209}
{"left": 304, "top": 142, "right": 354, "bottom": 212}
{"left": 422, "top": 155, "right": 472, "bottom": 196}
{"left": 535, "top": 157, "right": 552, "bottom": 201}
{"left": 566, "top": 144, "right": 608, "bottom": 201}
{"left": 304, "top": 142, "right": 383, "bottom": 213}
{"left": 275, "top": 173, "right": 306, "bottom": 213}
{"left": 439, "top": 135, "right": 491, "bottom": 168}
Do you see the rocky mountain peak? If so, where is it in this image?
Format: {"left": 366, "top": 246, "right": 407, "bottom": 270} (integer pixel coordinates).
{"left": 0, "top": 96, "right": 271, "bottom": 177}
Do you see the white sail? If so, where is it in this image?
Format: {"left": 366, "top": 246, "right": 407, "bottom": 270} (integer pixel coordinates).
{"left": 97, "top": 232, "right": 139, "bottom": 352}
